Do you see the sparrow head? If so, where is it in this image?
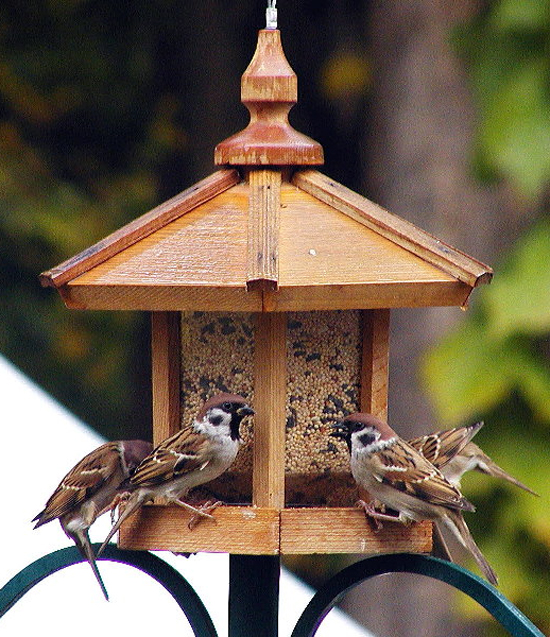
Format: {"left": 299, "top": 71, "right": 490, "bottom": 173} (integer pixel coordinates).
{"left": 121, "top": 440, "right": 154, "bottom": 475}
{"left": 330, "top": 413, "right": 396, "bottom": 453}
{"left": 197, "top": 393, "right": 254, "bottom": 441}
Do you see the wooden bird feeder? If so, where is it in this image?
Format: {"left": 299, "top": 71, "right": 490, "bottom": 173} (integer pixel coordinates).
{"left": 40, "top": 29, "right": 492, "bottom": 556}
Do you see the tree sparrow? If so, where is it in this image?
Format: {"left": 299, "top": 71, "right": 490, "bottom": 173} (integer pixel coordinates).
{"left": 330, "top": 413, "right": 498, "bottom": 586}
{"left": 409, "top": 425, "right": 538, "bottom": 495}
{"left": 97, "top": 393, "right": 254, "bottom": 556}
{"left": 33, "top": 439, "right": 153, "bottom": 600}
{"left": 407, "top": 422, "right": 483, "bottom": 469}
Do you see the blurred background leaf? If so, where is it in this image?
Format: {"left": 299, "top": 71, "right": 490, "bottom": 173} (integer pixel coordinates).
{"left": 422, "top": 2, "right": 550, "bottom": 632}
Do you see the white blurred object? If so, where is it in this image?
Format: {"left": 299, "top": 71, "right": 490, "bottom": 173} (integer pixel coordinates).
{"left": 0, "top": 355, "right": 373, "bottom": 636}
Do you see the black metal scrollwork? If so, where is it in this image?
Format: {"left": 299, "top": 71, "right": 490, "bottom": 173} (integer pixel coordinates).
{"left": 0, "top": 544, "right": 218, "bottom": 637}
{"left": 1, "top": 550, "right": 545, "bottom": 637}
{"left": 291, "top": 553, "right": 545, "bottom": 637}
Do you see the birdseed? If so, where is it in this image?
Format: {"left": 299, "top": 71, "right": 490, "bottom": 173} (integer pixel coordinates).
{"left": 179, "top": 310, "right": 361, "bottom": 505}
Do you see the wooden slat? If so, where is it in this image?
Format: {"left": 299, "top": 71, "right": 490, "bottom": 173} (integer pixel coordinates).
{"left": 262, "top": 280, "right": 471, "bottom": 312}
{"left": 253, "top": 313, "right": 287, "bottom": 508}
{"left": 118, "top": 505, "right": 280, "bottom": 554}
{"left": 60, "top": 284, "right": 263, "bottom": 311}
{"left": 360, "top": 309, "right": 390, "bottom": 420}
{"left": 61, "top": 280, "right": 469, "bottom": 312}
{"left": 280, "top": 509, "right": 432, "bottom": 554}
{"left": 40, "top": 169, "right": 240, "bottom": 288}
{"left": 66, "top": 187, "right": 249, "bottom": 287}
{"left": 118, "top": 505, "right": 432, "bottom": 555}
{"left": 246, "top": 169, "right": 281, "bottom": 291}
{"left": 151, "top": 312, "right": 181, "bottom": 445}
{"left": 278, "top": 184, "right": 459, "bottom": 288}
{"left": 293, "top": 170, "right": 493, "bottom": 288}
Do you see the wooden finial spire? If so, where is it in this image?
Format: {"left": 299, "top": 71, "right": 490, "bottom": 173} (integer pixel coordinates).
{"left": 215, "top": 29, "right": 323, "bottom": 166}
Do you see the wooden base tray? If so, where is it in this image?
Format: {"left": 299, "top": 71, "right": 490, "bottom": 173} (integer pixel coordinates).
{"left": 118, "top": 505, "right": 432, "bottom": 555}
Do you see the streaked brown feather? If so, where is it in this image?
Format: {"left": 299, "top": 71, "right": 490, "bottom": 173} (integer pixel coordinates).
{"left": 409, "top": 422, "right": 483, "bottom": 468}
{"left": 33, "top": 442, "right": 122, "bottom": 526}
{"left": 373, "top": 439, "right": 474, "bottom": 512}
{"left": 128, "top": 427, "right": 211, "bottom": 488}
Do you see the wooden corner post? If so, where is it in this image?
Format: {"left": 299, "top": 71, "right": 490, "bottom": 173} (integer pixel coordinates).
{"left": 253, "top": 312, "right": 287, "bottom": 509}
{"left": 151, "top": 311, "right": 181, "bottom": 445}
{"left": 360, "top": 309, "right": 390, "bottom": 420}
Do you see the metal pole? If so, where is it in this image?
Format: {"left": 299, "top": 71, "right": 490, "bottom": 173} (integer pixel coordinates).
{"left": 229, "top": 555, "right": 280, "bottom": 637}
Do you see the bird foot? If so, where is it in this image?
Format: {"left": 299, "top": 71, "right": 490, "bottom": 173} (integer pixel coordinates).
{"left": 187, "top": 500, "right": 223, "bottom": 530}
{"left": 172, "top": 498, "right": 220, "bottom": 528}
{"left": 356, "top": 499, "right": 401, "bottom": 531}
{"left": 108, "top": 492, "right": 131, "bottom": 525}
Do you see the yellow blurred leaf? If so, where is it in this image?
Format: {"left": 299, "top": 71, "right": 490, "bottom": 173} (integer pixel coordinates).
{"left": 320, "top": 51, "right": 371, "bottom": 101}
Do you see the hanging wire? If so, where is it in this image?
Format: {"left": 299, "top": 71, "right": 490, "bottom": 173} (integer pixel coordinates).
{"left": 266, "top": 0, "right": 277, "bottom": 29}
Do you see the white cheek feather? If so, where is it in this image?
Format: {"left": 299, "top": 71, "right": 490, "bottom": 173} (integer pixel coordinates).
{"left": 194, "top": 408, "right": 232, "bottom": 439}
{"left": 351, "top": 433, "right": 398, "bottom": 454}
{"left": 367, "top": 436, "right": 398, "bottom": 453}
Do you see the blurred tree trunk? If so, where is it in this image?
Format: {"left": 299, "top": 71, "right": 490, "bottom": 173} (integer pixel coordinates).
{"left": 340, "top": 1, "right": 533, "bottom": 635}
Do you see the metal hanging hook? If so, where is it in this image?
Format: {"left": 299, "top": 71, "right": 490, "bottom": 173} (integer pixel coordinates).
{"left": 266, "top": 0, "right": 277, "bottom": 29}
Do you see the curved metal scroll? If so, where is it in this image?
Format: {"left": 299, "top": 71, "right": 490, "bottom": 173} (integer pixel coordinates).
{"left": 291, "top": 553, "right": 544, "bottom": 637}
{"left": 0, "top": 544, "right": 218, "bottom": 637}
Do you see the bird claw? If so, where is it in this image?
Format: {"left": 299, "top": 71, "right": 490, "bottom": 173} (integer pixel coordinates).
{"left": 108, "top": 492, "right": 131, "bottom": 525}
{"left": 356, "top": 499, "right": 401, "bottom": 531}
{"left": 187, "top": 500, "right": 223, "bottom": 530}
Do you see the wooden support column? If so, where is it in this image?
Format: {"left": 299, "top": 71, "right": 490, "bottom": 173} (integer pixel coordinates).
{"left": 253, "top": 312, "right": 287, "bottom": 508}
{"left": 247, "top": 169, "right": 281, "bottom": 292}
{"left": 360, "top": 309, "right": 390, "bottom": 421}
{"left": 151, "top": 311, "right": 181, "bottom": 445}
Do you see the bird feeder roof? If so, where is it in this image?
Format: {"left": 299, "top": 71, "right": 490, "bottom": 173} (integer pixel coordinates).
{"left": 40, "top": 30, "right": 492, "bottom": 312}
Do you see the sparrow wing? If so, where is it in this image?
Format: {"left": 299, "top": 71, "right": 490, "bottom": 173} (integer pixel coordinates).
{"left": 372, "top": 439, "right": 475, "bottom": 512}
{"left": 33, "top": 442, "right": 122, "bottom": 527}
{"left": 410, "top": 422, "right": 483, "bottom": 468}
{"left": 128, "top": 427, "right": 211, "bottom": 488}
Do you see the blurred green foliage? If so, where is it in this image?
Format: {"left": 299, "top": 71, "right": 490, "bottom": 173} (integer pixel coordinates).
{"left": 0, "top": 0, "right": 177, "bottom": 439}
{"left": 424, "top": 1, "right": 550, "bottom": 633}
{"left": 454, "top": 0, "right": 550, "bottom": 199}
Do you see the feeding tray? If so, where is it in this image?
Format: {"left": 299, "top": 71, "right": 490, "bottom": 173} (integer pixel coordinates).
{"left": 40, "top": 29, "right": 491, "bottom": 556}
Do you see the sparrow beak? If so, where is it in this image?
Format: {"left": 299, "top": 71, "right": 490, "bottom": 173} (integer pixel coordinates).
{"left": 237, "top": 406, "right": 255, "bottom": 417}
{"left": 329, "top": 423, "right": 347, "bottom": 439}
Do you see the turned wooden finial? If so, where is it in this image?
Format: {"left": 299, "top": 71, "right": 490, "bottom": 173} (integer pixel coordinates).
{"left": 215, "top": 29, "right": 323, "bottom": 166}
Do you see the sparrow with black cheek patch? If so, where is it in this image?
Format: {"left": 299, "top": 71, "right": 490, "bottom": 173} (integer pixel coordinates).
{"left": 330, "top": 413, "right": 498, "bottom": 586}
{"left": 33, "top": 439, "right": 153, "bottom": 600}
{"left": 97, "top": 393, "right": 254, "bottom": 556}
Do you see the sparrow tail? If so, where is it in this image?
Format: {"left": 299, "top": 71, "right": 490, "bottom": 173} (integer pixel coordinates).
{"left": 431, "top": 524, "right": 453, "bottom": 563}
{"left": 439, "top": 511, "right": 498, "bottom": 586}
{"left": 74, "top": 529, "right": 109, "bottom": 601}
{"left": 476, "top": 456, "right": 539, "bottom": 497}
{"left": 97, "top": 493, "right": 144, "bottom": 557}
{"left": 32, "top": 509, "right": 51, "bottom": 529}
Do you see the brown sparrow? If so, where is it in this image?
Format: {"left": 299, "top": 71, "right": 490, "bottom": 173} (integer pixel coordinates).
{"left": 407, "top": 422, "right": 483, "bottom": 469}
{"left": 331, "top": 413, "right": 498, "bottom": 586}
{"left": 409, "top": 425, "right": 538, "bottom": 495}
{"left": 33, "top": 439, "right": 153, "bottom": 600}
{"left": 97, "top": 393, "right": 254, "bottom": 556}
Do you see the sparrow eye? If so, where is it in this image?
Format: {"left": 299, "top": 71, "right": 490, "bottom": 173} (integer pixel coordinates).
{"left": 222, "top": 402, "right": 233, "bottom": 411}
